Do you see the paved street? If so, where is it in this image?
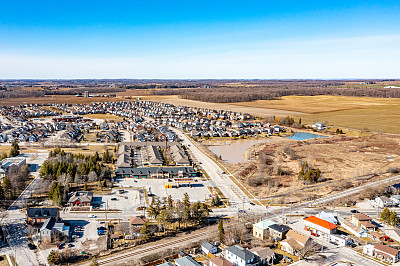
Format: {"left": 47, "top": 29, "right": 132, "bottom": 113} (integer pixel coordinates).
{"left": 0, "top": 151, "right": 49, "bottom": 266}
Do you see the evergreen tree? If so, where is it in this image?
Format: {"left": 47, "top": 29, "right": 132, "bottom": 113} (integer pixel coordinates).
{"left": 218, "top": 219, "right": 225, "bottom": 244}
{"left": 389, "top": 211, "right": 399, "bottom": 227}
{"left": 89, "top": 257, "right": 99, "bottom": 266}
{"left": 381, "top": 207, "right": 391, "bottom": 221}
{"left": 9, "top": 141, "right": 20, "bottom": 157}
{"left": 102, "top": 150, "right": 110, "bottom": 163}
{"left": 140, "top": 221, "right": 150, "bottom": 241}
{"left": 47, "top": 250, "right": 60, "bottom": 265}
{"left": 3, "top": 176, "right": 12, "bottom": 199}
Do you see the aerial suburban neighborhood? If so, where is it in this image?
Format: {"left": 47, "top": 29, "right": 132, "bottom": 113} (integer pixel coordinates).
{"left": 0, "top": 1, "right": 399, "bottom": 265}
{"left": 0, "top": 85, "right": 399, "bottom": 266}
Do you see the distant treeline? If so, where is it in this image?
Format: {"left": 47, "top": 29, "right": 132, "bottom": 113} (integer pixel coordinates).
{"left": 44, "top": 87, "right": 125, "bottom": 95}
{"left": 0, "top": 90, "right": 45, "bottom": 98}
{"left": 152, "top": 85, "right": 400, "bottom": 103}
{"left": 125, "top": 84, "right": 197, "bottom": 89}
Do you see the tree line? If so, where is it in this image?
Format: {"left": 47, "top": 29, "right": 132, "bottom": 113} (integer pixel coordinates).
{"left": 40, "top": 147, "right": 112, "bottom": 206}
{"left": 141, "top": 193, "right": 210, "bottom": 241}
{"left": 152, "top": 84, "right": 400, "bottom": 103}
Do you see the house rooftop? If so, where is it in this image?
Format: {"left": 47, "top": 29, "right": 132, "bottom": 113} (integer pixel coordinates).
{"left": 26, "top": 208, "right": 59, "bottom": 219}
{"left": 253, "top": 219, "right": 276, "bottom": 230}
{"left": 225, "top": 245, "right": 258, "bottom": 262}
{"left": 304, "top": 216, "right": 338, "bottom": 230}
{"left": 352, "top": 213, "right": 372, "bottom": 221}
{"left": 268, "top": 224, "right": 291, "bottom": 233}
{"left": 174, "top": 256, "right": 202, "bottom": 266}
{"left": 374, "top": 243, "right": 399, "bottom": 257}
{"left": 208, "top": 256, "right": 234, "bottom": 266}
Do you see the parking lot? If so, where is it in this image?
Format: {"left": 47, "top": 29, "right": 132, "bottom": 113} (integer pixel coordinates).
{"left": 116, "top": 178, "right": 213, "bottom": 203}
{"left": 92, "top": 188, "right": 142, "bottom": 212}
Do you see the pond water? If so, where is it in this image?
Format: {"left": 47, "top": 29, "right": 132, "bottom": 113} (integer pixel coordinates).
{"left": 286, "top": 132, "right": 327, "bottom": 140}
{"left": 207, "top": 139, "right": 269, "bottom": 164}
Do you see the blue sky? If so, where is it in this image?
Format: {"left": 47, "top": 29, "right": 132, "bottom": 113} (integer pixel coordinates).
{"left": 0, "top": 0, "right": 399, "bottom": 79}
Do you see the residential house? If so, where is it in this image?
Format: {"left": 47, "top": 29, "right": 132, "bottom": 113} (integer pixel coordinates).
{"left": 67, "top": 191, "right": 93, "bottom": 206}
{"left": 26, "top": 208, "right": 60, "bottom": 225}
{"left": 130, "top": 215, "right": 148, "bottom": 228}
{"left": 175, "top": 256, "right": 202, "bottom": 266}
{"left": 201, "top": 241, "right": 218, "bottom": 255}
{"left": 252, "top": 219, "right": 276, "bottom": 240}
{"left": 374, "top": 196, "right": 397, "bottom": 208}
{"left": 363, "top": 243, "right": 400, "bottom": 264}
{"left": 390, "top": 195, "right": 400, "bottom": 205}
{"left": 156, "top": 262, "right": 174, "bottom": 266}
{"left": 338, "top": 217, "right": 367, "bottom": 238}
{"left": 39, "top": 217, "right": 70, "bottom": 242}
{"left": 303, "top": 216, "right": 338, "bottom": 238}
{"left": 280, "top": 230, "right": 311, "bottom": 256}
{"left": 250, "top": 247, "right": 275, "bottom": 265}
{"left": 351, "top": 213, "right": 377, "bottom": 232}
{"left": 225, "top": 245, "right": 260, "bottom": 266}
{"left": 209, "top": 256, "right": 234, "bottom": 266}
{"left": 268, "top": 224, "right": 290, "bottom": 241}
{"left": 351, "top": 213, "right": 373, "bottom": 227}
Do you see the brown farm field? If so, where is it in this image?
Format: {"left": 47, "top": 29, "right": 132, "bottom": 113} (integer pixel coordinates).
{"left": 1, "top": 91, "right": 400, "bottom": 133}
{"left": 0, "top": 95, "right": 127, "bottom": 106}
{"left": 147, "top": 95, "right": 400, "bottom": 134}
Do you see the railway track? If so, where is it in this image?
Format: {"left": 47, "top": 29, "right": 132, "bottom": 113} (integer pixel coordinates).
{"left": 97, "top": 231, "right": 209, "bottom": 265}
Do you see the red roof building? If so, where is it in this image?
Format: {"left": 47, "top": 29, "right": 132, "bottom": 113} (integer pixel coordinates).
{"left": 304, "top": 216, "right": 338, "bottom": 237}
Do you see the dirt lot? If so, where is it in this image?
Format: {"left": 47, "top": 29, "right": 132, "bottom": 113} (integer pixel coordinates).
{"left": 226, "top": 134, "right": 400, "bottom": 204}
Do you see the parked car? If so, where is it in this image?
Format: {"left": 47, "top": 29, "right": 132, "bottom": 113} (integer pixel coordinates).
{"left": 68, "top": 243, "right": 74, "bottom": 247}
{"left": 311, "top": 232, "right": 319, "bottom": 237}
{"left": 88, "top": 214, "right": 96, "bottom": 218}
{"left": 380, "top": 236, "right": 394, "bottom": 242}
{"left": 249, "top": 202, "right": 255, "bottom": 206}
{"left": 111, "top": 198, "right": 117, "bottom": 201}
{"left": 97, "top": 230, "right": 105, "bottom": 235}
{"left": 97, "top": 226, "right": 107, "bottom": 231}
{"left": 28, "top": 243, "right": 36, "bottom": 250}
{"left": 350, "top": 210, "right": 359, "bottom": 213}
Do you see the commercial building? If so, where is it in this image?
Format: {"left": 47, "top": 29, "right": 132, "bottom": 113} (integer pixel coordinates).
{"left": 26, "top": 208, "right": 60, "bottom": 225}
{"left": 303, "top": 216, "right": 338, "bottom": 238}
{"left": 67, "top": 191, "right": 94, "bottom": 206}
{"left": 115, "top": 166, "right": 197, "bottom": 179}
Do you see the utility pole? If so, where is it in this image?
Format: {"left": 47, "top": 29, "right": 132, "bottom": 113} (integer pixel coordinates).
{"left": 105, "top": 200, "right": 108, "bottom": 223}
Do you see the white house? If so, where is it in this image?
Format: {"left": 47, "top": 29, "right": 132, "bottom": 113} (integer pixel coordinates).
{"left": 373, "top": 196, "right": 397, "bottom": 208}
{"left": 363, "top": 243, "right": 400, "bottom": 264}
{"left": 329, "top": 234, "right": 350, "bottom": 246}
{"left": 391, "top": 195, "right": 400, "bottom": 205}
{"left": 225, "top": 245, "right": 260, "bottom": 266}
{"left": 201, "top": 241, "right": 218, "bottom": 255}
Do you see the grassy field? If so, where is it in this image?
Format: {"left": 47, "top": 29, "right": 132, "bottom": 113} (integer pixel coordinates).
{"left": 82, "top": 113, "right": 124, "bottom": 121}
